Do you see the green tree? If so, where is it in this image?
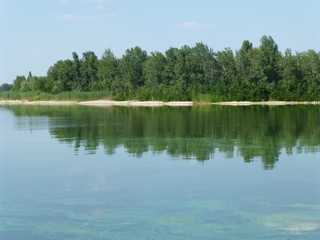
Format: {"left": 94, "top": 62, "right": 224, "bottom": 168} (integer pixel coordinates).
{"left": 215, "top": 48, "right": 237, "bottom": 99}
{"left": 47, "top": 60, "right": 74, "bottom": 93}
{"left": 235, "top": 40, "right": 253, "bottom": 82}
{"left": 277, "top": 49, "right": 303, "bottom": 100}
{"left": 298, "top": 50, "right": 320, "bottom": 100}
{"left": 257, "top": 36, "right": 282, "bottom": 99}
{"left": 118, "top": 47, "right": 148, "bottom": 96}
{"left": 258, "top": 36, "right": 281, "bottom": 83}
{"left": 71, "top": 52, "right": 82, "bottom": 91}
{"left": 143, "top": 51, "right": 166, "bottom": 90}
{"left": 0, "top": 83, "right": 13, "bottom": 91}
{"left": 13, "top": 75, "right": 26, "bottom": 91}
{"left": 80, "top": 51, "right": 99, "bottom": 91}
{"left": 187, "top": 43, "right": 217, "bottom": 93}
{"left": 174, "top": 45, "right": 191, "bottom": 90}
{"left": 164, "top": 47, "right": 179, "bottom": 87}
{"left": 234, "top": 40, "right": 256, "bottom": 100}
{"left": 98, "top": 49, "right": 119, "bottom": 91}
{"left": 27, "top": 71, "right": 33, "bottom": 80}
{"left": 9, "top": 36, "right": 320, "bottom": 102}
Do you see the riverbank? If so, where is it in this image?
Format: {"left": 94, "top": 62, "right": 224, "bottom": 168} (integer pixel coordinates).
{"left": 209, "top": 101, "right": 320, "bottom": 106}
{"left": 0, "top": 100, "right": 194, "bottom": 106}
{"left": 0, "top": 100, "right": 320, "bottom": 107}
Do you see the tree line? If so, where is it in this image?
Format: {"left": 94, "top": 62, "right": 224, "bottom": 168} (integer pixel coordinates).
{"left": 5, "top": 36, "right": 320, "bottom": 101}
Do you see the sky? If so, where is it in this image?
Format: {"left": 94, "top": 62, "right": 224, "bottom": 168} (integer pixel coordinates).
{"left": 1, "top": 0, "right": 319, "bottom": 84}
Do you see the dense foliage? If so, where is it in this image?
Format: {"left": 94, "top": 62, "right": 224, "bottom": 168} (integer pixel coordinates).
{"left": 0, "top": 83, "right": 13, "bottom": 92}
{"left": 7, "top": 36, "right": 320, "bottom": 101}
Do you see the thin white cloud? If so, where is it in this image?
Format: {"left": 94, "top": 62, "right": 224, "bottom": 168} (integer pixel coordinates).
{"left": 56, "top": 14, "right": 80, "bottom": 20}
{"left": 176, "top": 21, "right": 201, "bottom": 30}
{"left": 84, "top": 14, "right": 115, "bottom": 19}
{"left": 83, "top": 0, "right": 108, "bottom": 3}
{"left": 176, "top": 21, "right": 217, "bottom": 30}
{"left": 55, "top": 13, "right": 115, "bottom": 20}
{"left": 95, "top": 13, "right": 115, "bottom": 18}
{"left": 91, "top": 5, "right": 104, "bottom": 10}
{"left": 57, "top": 0, "right": 70, "bottom": 3}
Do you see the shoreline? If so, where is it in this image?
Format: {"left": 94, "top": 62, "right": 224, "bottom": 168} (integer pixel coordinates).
{"left": 0, "top": 100, "right": 319, "bottom": 107}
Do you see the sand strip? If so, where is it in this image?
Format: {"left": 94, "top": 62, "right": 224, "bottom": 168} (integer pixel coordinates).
{"left": 0, "top": 100, "right": 319, "bottom": 106}
{"left": 209, "top": 101, "right": 320, "bottom": 106}
{"left": 77, "top": 100, "right": 194, "bottom": 106}
{"left": 0, "top": 100, "right": 77, "bottom": 105}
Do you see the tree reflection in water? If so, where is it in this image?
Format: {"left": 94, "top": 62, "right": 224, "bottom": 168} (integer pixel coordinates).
{"left": 4, "top": 104, "right": 320, "bottom": 169}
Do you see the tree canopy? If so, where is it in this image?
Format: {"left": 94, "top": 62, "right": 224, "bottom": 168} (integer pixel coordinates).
{"left": 8, "top": 36, "right": 320, "bottom": 101}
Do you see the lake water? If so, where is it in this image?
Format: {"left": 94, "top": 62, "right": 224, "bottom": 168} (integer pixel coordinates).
{"left": 0, "top": 105, "right": 319, "bottom": 240}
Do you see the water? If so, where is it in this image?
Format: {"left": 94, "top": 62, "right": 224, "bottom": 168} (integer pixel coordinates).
{"left": 0, "top": 105, "right": 319, "bottom": 240}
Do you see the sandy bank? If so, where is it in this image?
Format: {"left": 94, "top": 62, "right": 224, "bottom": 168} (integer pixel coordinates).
{"left": 0, "top": 100, "right": 194, "bottom": 107}
{"left": 78, "top": 100, "right": 194, "bottom": 106}
{"left": 210, "top": 101, "right": 320, "bottom": 106}
{"left": 0, "top": 100, "right": 319, "bottom": 107}
{"left": 0, "top": 100, "right": 77, "bottom": 105}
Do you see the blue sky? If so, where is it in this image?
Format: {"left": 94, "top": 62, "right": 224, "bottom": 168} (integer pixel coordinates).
{"left": 1, "top": 0, "right": 319, "bottom": 84}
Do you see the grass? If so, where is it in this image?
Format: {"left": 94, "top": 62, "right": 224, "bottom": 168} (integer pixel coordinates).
{"left": 0, "top": 91, "right": 231, "bottom": 103}
{"left": 0, "top": 91, "right": 224, "bottom": 103}
{"left": 0, "top": 91, "right": 113, "bottom": 101}
{"left": 192, "top": 93, "right": 224, "bottom": 103}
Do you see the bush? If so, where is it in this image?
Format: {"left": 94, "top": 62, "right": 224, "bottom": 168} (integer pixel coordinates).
{"left": 0, "top": 91, "right": 112, "bottom": 101}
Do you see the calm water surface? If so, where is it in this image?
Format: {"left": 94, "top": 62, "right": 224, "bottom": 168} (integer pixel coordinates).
{"left": 0, "top": 105, "right": 319, "bottom": 240}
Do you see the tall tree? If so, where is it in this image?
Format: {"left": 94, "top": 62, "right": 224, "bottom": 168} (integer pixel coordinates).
{"left": 216, "top": 48, "right": 237, "bottom": 99}
{"left": 11, "top": 36, "right": 320, "bottom": 102}
{"left": 235, "top": 40, "right": 253, "bottom": 82}
{"left": 188, "top": 42, "right": 217, "bottom": 91}
{"left": 143, "top": 51, "right": 167, "bottom": 90}
{"left": 278, "top": 49, "right": 303, "bottom": 100}
{"left": 174, "top": 45, "right": 191, "bottom": 90}
{"left": 298, "top": 50, "right": 320, "bottom": 100}
{"left": 119, "top": 47, "right": 148, "bottom": 91}
{"left": 258, "top": 36, "right": 281, "bottom": 84}
{"left": 47, "top": 60, "right": 74, "bottom": 93}
{"left": 98, "top": 49, "right": 119, "bottom": 91}
{"left": 71, "top": 52, "right": 82, "bottom": 91}
{"left": 80, "top": 51, "right": 99, "bottom": 91}
{"left": 164, "top": 47, "right": 179, "bottom": 87}
{"left": 13, "top": 75, "right": 26, "bottom": 91}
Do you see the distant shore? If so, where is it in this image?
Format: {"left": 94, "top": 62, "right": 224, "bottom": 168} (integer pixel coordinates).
{"left": 1, "top": 100, "right": 320, "bottom": 107}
